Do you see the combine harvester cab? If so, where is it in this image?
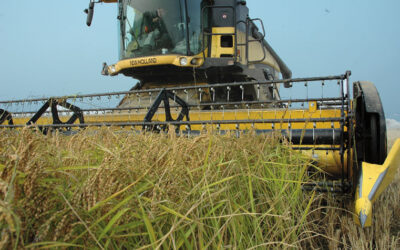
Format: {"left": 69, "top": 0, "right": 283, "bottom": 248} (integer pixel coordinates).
{"left": 1, "top": 0, "right": 399, "bottom": 228}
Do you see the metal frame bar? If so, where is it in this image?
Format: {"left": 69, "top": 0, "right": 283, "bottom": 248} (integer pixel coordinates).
{"left": 0, "top": 74, "right": 346, "bottom": 105}
{"left": 0, "top": 109, "right": 13, "bottom": 125}
{"left": 143, "top": 89, "right": 190, "bottom": 132}
{"left": 7, "top": 97, "right": 346, "bottom": 115}
{"left": 236, "top": 18, "right": 267, "bottom": 64}
{"left": 0, "top": 117, "right": 345, "bottom": 129}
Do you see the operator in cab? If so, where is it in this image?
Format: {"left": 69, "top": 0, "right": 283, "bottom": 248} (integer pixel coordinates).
{"left": 125, "top": 7, "right": 173, "bottom": 57}
{"left": 120, "top": 0, "right": 205, "bottom": 59}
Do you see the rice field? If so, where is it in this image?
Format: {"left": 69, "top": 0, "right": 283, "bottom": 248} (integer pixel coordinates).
{"left": 0, "top": 128, "right": 399, "bottom": 249}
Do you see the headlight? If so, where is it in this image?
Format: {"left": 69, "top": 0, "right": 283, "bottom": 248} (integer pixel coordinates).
{"left": 191, "top": 58, "right": 199, "bottom": 65}
{"left": 109, "top": 65, "right": 116, "bottom": 73}
{"left": 179, "top": 57, "right": 188, "bottom": 66}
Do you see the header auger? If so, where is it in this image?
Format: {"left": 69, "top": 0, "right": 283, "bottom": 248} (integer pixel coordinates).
{"left": 1, "top": 0, "right": 399, "bottom": 228}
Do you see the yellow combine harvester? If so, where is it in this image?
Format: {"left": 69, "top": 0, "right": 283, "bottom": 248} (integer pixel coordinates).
{"left": 1, "top": 0, "right": 399, "bottom": 228}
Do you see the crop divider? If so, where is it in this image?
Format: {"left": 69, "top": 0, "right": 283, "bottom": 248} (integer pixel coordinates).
{"left": 26, "top": 98, "right": 84, "bottom": 134}
{"left": 0, "top": 109, "right": 13, "bottom": 125}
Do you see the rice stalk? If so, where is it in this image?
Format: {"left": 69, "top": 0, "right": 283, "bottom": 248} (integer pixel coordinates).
{"left": 0, "top": 128, "right": 398, "bottom": 248}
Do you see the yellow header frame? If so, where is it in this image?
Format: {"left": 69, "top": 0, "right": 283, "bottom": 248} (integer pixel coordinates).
{"left": 108, "top": 55, "right": 205, "bottom": 76}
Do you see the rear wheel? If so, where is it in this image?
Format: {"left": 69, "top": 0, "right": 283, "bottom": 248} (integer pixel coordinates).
{"left": 354, "top": 81, "right": 387, "bottom": 165}
{"left": 365, "top": 114, "right": 379, "bottom": 164}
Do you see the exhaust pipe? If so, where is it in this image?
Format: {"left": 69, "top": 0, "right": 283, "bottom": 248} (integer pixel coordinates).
{"left": 84, "top": 1, "right": 95, "bottom": 26}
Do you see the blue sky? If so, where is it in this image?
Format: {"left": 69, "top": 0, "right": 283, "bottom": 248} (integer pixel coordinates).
{"left": 0, "top": 0, "right": 399, "bottom": 119}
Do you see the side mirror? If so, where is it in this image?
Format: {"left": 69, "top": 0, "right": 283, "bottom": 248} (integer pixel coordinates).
{"left": 84, "top": 1, "right": 95, "bottom": 26}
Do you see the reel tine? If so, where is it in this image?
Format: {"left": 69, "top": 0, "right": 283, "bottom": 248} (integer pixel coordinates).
{"left": 198, "top": 88, "right": 202, "bottom": 103}
{"left": 149, "top": 92, "right": 152, "bottom": 104}
{"left": 184, "top": 89, "right": 188, "bottom": 103}
{"left": 211, "top": 87, "right": 215, "bottom": 102}
{"left": 136, "top": 93, "right": 141, "bottom": 108}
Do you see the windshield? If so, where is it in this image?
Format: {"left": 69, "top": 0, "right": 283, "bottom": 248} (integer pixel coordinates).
{"left": 119, "top": 0, "right": 206, "bottom": 60}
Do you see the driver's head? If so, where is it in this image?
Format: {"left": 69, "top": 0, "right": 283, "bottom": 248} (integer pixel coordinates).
{"left": 156, "top": 8, "right": 167, "bottom": 18}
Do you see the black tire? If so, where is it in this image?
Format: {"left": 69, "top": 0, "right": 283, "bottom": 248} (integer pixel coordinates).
{"left": 366, "top": 114, "right": 379, "bottom": 164}
{"left": 353, "top": 81, "right": 387, "bottom": 165}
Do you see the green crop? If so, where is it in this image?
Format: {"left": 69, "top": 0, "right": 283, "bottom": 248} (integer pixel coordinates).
{"left": 0, "top": 128, "right": 398, "bottom": 249}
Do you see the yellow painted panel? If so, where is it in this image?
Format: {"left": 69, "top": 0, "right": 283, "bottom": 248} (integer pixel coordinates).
{"left": 10, "top": 108, "right": 343, "bottom": 129}
{"left": 10, "top": 108, "right": 343, "bottom": 131}
{"left": 211, "top": 27, "right": 235, "bottom": 58}
{"left": 354, "top": 139, "right": 400, "bottom": 227}
{"left": 110, "top": 54, "right": 205, "bottom": 75}
{"left": 302, "top": 149, "right": 347, "bottom": 176}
